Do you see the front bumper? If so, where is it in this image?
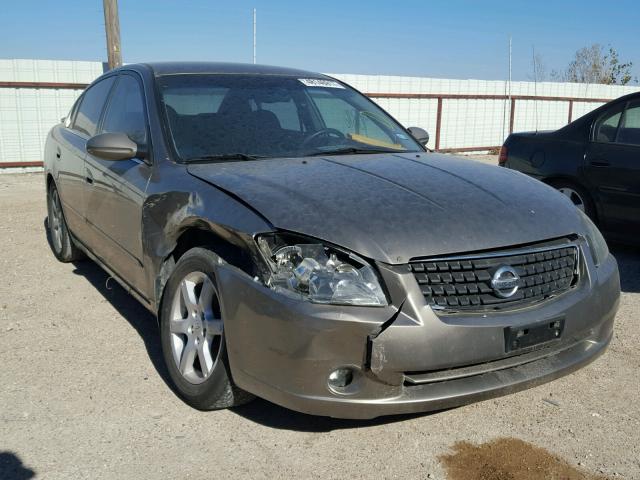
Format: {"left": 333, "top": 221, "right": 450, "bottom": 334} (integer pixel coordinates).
{"left": 218, "top": 240, "right": 619, "bottom": 419}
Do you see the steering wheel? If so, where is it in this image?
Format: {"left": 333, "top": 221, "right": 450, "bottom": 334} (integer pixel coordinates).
{"left": 301, "top": 128, "right": 345, "bottom": 149}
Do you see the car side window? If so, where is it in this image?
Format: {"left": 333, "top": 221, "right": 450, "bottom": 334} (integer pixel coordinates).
{"left": 617, "top": 101, "right": 640, "bottom": 146}
{"left": 593, "top": 106, "right": 623, "bottom": 143}
{"left": 64, "top": 96, "right": 81, "bottom": 128}
{"left": 309, "top": 91, "right": 398, "bottom": 146}
{"left": 101, "top": 75, "right": 147, "bottom": 146}
{"left": 72, "top": 76, "right": 116, "bottom": 137}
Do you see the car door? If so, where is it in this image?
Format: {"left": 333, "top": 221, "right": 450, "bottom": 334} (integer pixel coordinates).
{"left": 56, "top": 76, "right": 116, "bottom": 243}
{"left": 585, "top": 100, "right": 640, "bottom": 234}
{"left": 83, "top": 73, "right": 152, "bottom": 296}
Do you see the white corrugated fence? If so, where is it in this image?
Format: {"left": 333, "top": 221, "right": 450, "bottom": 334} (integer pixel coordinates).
{"left": 1, "top": 59, "right": 638, "bottom": 169}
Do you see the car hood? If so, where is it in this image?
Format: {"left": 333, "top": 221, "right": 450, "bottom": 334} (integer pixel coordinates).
{"left": 187, "top": 152, "right": 585, "bottom": 264}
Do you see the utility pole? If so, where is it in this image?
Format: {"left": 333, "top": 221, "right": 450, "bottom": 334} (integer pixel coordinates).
{"left": 103, "top": 0, "right": 122, "bottom": 70}
{"left": 508, "top": 35, "right": 512, "bottom": 111}
{"left": 253, "top": 8, "right": 257, "bottom": 64}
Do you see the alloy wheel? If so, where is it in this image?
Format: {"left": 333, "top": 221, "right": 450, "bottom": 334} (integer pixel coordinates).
{"left": 48, "top": 189, "right": 63, "bottom": 253}
{"left": 557, "top": 187, "right": 586, "bottom": 213}
{"left": 169, "top": 271, "right": 223, "bottom": 384}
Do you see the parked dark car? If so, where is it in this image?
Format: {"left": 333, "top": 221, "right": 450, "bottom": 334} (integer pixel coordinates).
{"left": 501, "top": 92, "right": 640, "bottom": 243}
{"left": 44, "top": 62, "right": 619, "bottom": 419}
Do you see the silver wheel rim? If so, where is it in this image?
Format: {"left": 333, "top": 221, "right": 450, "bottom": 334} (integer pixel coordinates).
{"left": 557, "top": 187, "right": 586, "bottom": 213}
{"left": 169, "top": 271, "right": 223, "bottom": 385}
{"left": 49, "top": 189, "right": 63, "bottom": 252}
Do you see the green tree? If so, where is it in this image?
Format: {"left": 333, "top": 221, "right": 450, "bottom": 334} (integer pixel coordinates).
{"left": 558, "top": 44, "right": 634, "bottom": 85}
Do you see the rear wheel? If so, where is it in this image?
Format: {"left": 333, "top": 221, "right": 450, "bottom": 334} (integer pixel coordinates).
{"left": 46, "top": 183, "right": 84, "bottom": 262}
{"left": 549, "top": 180, "right": 596, "bottom": 221}
{"left": 159, "top": 247, "right": 253, "bottom": 410}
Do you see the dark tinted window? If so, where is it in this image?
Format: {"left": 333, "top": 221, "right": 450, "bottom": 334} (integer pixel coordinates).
{"left": 101, "top": 75, "right": 147, "bottom": 145}
{"left": 73, "top": 77, "right": 116, "bottom": 137}
{"left": 617, "top": 101, "right": 640, "bottom": 146}
{"left": 158, "top": 74, "right": 421, "bottom": 160}
{"left": 594, "top": 105, "right": 623, "bottom": 143}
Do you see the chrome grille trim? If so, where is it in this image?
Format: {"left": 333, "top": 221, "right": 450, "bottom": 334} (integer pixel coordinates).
{"left": 409, "top": 241, "right": 580, "bottom": 312}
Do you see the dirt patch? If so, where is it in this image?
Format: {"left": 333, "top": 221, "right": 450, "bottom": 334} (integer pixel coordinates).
{"left": 439, "top": 438, "right": 609, "bottom": 480}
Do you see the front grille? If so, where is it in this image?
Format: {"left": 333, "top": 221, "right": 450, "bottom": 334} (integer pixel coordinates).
{"left": 409, "top": 242, "right": 579, "bottom": 311}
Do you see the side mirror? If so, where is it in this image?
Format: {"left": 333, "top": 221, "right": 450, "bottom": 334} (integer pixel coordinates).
{"left": 407, "top": 127, "right": 430, "bottom": 146}
{"left": 86, "top": 132, "right": 138, "bottom": 161}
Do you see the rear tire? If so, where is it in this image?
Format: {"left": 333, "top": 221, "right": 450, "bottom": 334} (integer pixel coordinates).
{"left": 159, "top": 247, "right": 254, "bottom": 410}
{"left": 548, "top": 180, "right": 596, "bottom": 221}
{"left": 47, "top": 183, "right": 84, "bottom": 263}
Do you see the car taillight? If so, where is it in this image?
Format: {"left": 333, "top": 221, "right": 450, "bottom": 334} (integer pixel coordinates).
{"left": 498, "top": 145, "right": 508, "bottom": 166}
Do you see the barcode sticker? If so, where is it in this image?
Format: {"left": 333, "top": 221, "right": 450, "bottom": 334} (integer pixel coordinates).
{"left": 298, "top": 78, "right": 345, "bottom": 88}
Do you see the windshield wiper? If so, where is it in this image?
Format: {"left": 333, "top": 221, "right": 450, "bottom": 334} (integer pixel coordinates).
{"left": 306, "top": 147, "right": 406, "bottom": 157}
{"left": 186, "top": 153, "right": 264, "bottom": 163}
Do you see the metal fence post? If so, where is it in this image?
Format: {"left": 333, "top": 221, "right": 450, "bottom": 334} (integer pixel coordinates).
{"left": 435, "top": 97, "right": 443, "bottom": 151}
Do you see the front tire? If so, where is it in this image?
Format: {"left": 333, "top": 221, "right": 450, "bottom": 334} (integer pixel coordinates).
{"left": 159, "top": 247, "right": 253, "bottom": 410}
{"left": 47, "top": 183, "right": 84, "bottom": 262}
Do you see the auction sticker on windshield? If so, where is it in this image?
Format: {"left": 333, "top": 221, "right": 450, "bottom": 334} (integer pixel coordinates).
{"left": 299, "top": 78, "right": 345, "bottom": 88}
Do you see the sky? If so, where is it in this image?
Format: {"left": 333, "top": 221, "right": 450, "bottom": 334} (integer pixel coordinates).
{"left": 1, "top": 0, "right": 639, "bottom": 82}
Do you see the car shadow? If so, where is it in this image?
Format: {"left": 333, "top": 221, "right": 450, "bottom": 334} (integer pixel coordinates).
{"left": 230, "top": 399, "right": 437, "bottom": 432}
{"left": 43, "top": 218, "right": 170, "bottom": 387}
{"left": 68, "top": 253, "right": 436, "bottom": 431}
{"left": 44, "top": 218, "right": 432, "bottom": 430}
{"left": 45, "top": 219, "right": 636, "bottom": 431}
{"left": 68, "top": 259, "right": 170, "bottom": 381}
{"left": 609, "top": 243, "right": 640, "bottom": 293}
{"left": 0, "top": 452, "right": 36, "bottom": 480}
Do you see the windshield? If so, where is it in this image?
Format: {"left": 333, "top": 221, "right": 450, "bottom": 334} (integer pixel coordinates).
{"left": 157, "top": 74, "right": 422, "bottom": 161}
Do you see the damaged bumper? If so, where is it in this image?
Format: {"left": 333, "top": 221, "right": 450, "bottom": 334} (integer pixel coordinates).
{"left": 217, "top": 242, "right": 619, "bottom": 419}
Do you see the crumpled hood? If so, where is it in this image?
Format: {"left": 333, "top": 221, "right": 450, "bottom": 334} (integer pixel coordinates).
{"left": 187, "top": 152, "right": 585, "bottom": 264}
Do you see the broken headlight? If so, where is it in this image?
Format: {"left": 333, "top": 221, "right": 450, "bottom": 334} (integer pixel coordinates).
{"left": 256, "top": 234, "right": 388, "bottom": 306}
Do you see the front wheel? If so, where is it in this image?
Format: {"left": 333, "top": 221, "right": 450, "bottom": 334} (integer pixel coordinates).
{"left": 159, "top": 247, "right": 253, "bottom": 410}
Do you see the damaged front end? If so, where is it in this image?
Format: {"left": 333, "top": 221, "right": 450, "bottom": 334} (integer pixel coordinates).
{"left": 215, "top": 235, "right": 617, "bottom": 419}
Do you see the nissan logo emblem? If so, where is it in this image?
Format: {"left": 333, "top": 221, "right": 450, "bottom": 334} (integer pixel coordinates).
{"left": 491, "top": 265, "right": 520, "bottom": 298}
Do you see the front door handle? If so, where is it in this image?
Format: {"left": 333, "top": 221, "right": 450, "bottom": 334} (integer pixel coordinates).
{"left": 85, "top": 176, "right": 94, "bottom": 185}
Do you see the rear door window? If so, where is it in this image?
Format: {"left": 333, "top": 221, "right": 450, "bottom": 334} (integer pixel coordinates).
{"left": 617, "top": 101, "right": 640, "bottom": 146}
{"left": 593, "top": 105, "right": 623, "bottom": 143}
{"left": 72, "top": 76, "right": 116, "bottom": 137}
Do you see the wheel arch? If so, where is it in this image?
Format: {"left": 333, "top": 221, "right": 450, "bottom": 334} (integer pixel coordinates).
{"left": 542, "top": 176, "right": 600, "bottom": 223}
{"left": 46, "top": 173, "right": 55, "bottom": 192}
{"left": 154, "top": 222, "right": 264, "bottom": 315}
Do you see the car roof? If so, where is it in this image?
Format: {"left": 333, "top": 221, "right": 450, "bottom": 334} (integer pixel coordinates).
{"left": 123, "top": 61, "right": 328, "bottom": 79}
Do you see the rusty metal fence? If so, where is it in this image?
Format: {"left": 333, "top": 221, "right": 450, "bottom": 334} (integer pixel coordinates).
{"left": 366, "top": 92, "right": 610, "bottom": 152}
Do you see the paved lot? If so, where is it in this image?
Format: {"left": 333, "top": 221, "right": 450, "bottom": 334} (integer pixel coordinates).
{"left": 1, "top": 169, "right": 639, "bottom": 479}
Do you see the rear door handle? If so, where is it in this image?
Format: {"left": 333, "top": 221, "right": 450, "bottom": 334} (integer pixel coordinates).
{"left": 590, "top": 161, "right": 610, "bottom": 167}
{"left": 55, "top": 148, "right": 61, "bottom": 159}
{"left": 85, "top": 176, "right": 94, "bottom": 185}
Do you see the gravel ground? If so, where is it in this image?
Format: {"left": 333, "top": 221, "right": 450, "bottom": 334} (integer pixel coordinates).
{"left": 1, "top": 171, "right": 639, "bottom": 480}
